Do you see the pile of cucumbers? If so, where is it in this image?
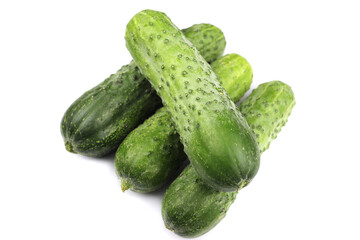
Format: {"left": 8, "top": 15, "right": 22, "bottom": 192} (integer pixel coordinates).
{"left": 61, "top": 9, "right": 295, "bottom": 238}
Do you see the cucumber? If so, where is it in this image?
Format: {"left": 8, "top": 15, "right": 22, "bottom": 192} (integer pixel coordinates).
{"left": 116, "top": 107, "right": 186, "bottom": 192}
{"left": 61, "top": 62, "right": 160, "bottom": 157}
{"left": 125, "top": 9, "right": 260, "bottom": 192}
{"left": 239, "top": 81, "right": 296, "bottom": 153}
{"left": 210, "top": 53, "right": 252, "bottom": 103}
{"left": 163, "top": 165, "right": 237, "bottom": 238}
{"left": 61, "top": 23, "right": 226, "bottom": 157}
{"left": 115, "top": 54, "right": 253, "bottom": 192}
{"left": 182, "top": 24, "right": 226, "bottom": 63}
{"left": 162, "top": 81, "right": 295, "bottom": 238}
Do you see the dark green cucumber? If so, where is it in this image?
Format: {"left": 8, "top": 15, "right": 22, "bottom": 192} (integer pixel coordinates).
{"left": 116, "top": 107, "right": 186, "bottom": 192}
{"left": 61, "top": 23, "right": 226, "bottom": 157}
{"left": 61, "top": 62, "right": 160, "bottom": 157}
{"left": 162, "top": 81, "right": 295, "bottom": 238}
{"left": 125, "top": 9, "right": 260, "bottom": 192}
{"left": 163, "top": 165, "right": 237, "bottom": 238}
{"left": 115, "top": 54, "right": 253, "bottom": 192}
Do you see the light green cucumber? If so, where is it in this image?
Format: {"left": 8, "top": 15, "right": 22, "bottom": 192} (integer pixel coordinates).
{"left": 181, "top": 24, "right": 226, "bottom": 63}
{"left": 210, "top": 53, "right": 252, "bottom": 103}
{"left": 60, "top": 23, "right": 226, "bottom": 157}
{"left": 115, "top": 54, "right": 253, "bottom": 192}
{"left": 125, "top": 9, "right": 260, "bottom": 192}
{"left": 162, "top": 81, "right": 295, "bottom": 238}
{"left": 239, "top": 81, "right": 296, "bottom": 153}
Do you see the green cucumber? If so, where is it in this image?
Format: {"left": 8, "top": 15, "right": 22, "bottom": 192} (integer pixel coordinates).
{"left": 182, "top": 24, "right": 226, "bottom": 63}
{"left": 61, "top": 23, "right": 226, "bottom": 157}
{"left": 163, "top": 165, "right": 237, "bottom": 238}
{"left": 162, "top": 81, "right": 295, "bottom": 238}
{"left": 115, "top": 54, "right": 253, "bottom": 192}
{"left": 116, "top": 107, "right": 186, "bottom": 192}
{"left": 125, "top": 9, "right": 260, "bottom": 192}
{"left": 210, "top": 53, "right": 252, "bottom": 103}
{"left": 239, "top": 81, "right": 296, "bottom": 153}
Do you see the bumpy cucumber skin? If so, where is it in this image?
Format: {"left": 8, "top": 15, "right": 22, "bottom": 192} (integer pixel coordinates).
{"left": 239, "top": 81, "right": 296, "bottom": 153}
{"left": 211, "top": 53, "right": 253, "bottom": 103}
{"left": 182, "top": 24, "right": 225, "bottom": 63}
{"left": 162, "top": 165, "right": 237, "bottom": 238}
{"left": 61, "top": 23, "right": 226, "bottom": 157}
{"left": 162, "top": 81, "right": 295, "bottom": 238}
{"left": 125, "top": 9, "right": 260, "bottom": 192}
{"left": 61, "top": 62, "right": 160, "bottom": 157}
{"left": 115, "top": 107, "right": 187, "bottom": 192}
{"left": 115, "top": 54, "right": 253, "bottom": 192}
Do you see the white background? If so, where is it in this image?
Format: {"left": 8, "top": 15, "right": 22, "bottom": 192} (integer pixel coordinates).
{"left": 1, "top": 0, "right": 359, "bottom": 239}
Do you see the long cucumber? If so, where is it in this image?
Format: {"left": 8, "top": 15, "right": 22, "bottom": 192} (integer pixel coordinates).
{"left": 125, "top": 9, "right": 260, "bottom": 191}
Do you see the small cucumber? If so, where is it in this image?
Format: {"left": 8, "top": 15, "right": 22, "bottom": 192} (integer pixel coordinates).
{"left": 182, "top": 24, "right": 226, "bottom": 63}
{"left": 61, "top": 23, "right": 226, "bottom": 157}
{"left": 115, "top": 54, "right": 253, "bottom": 192}
{"left": 239, "top": 81, "right": 296, "bottom": 153}
{"left": 210, "top": 53, "right": 252, "bottom": 103}
{"left": 162, "top": 81, "right": 295, "bottom": 238}
{"left": 116, "top": 107, "right": 186, "bottom": 192}
{"left": 163, "top": 165, "right": 237, "bottom": 238}
{"left": 61, "top": 62, "right": 160, "bottom": 157}
{"left": 125, "top": 9, "right": 260, "bottom": 192}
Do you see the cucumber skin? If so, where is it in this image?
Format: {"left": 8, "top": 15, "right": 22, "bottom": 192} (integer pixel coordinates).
{"left": 211, "top": 53, "right": 252, "bottom": 103}
{"left": 115, "top": 54, "right": 253, "bottom": 193}
{"left": 162, "top": 81, "right": 295, "bottom": 238}
{"left": 61, "top": 62, "right": 160, "bottom": 157}
{"left": 125, "top": 9, "right": 260, "bottom": 192}
{"left": 182, "top": 24, "right": 225, "bottom": 63}
{"left": 116, "top": 107, "right": 187, "bottom": 192}
{"left": 162, "top": 165, "right": 237, "bottom": 238}
{"left": 239, "top": 81, "right": 296, "bottom": 153}
{"left": 61, "top": 23, "right": 226, "bottom": 157}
